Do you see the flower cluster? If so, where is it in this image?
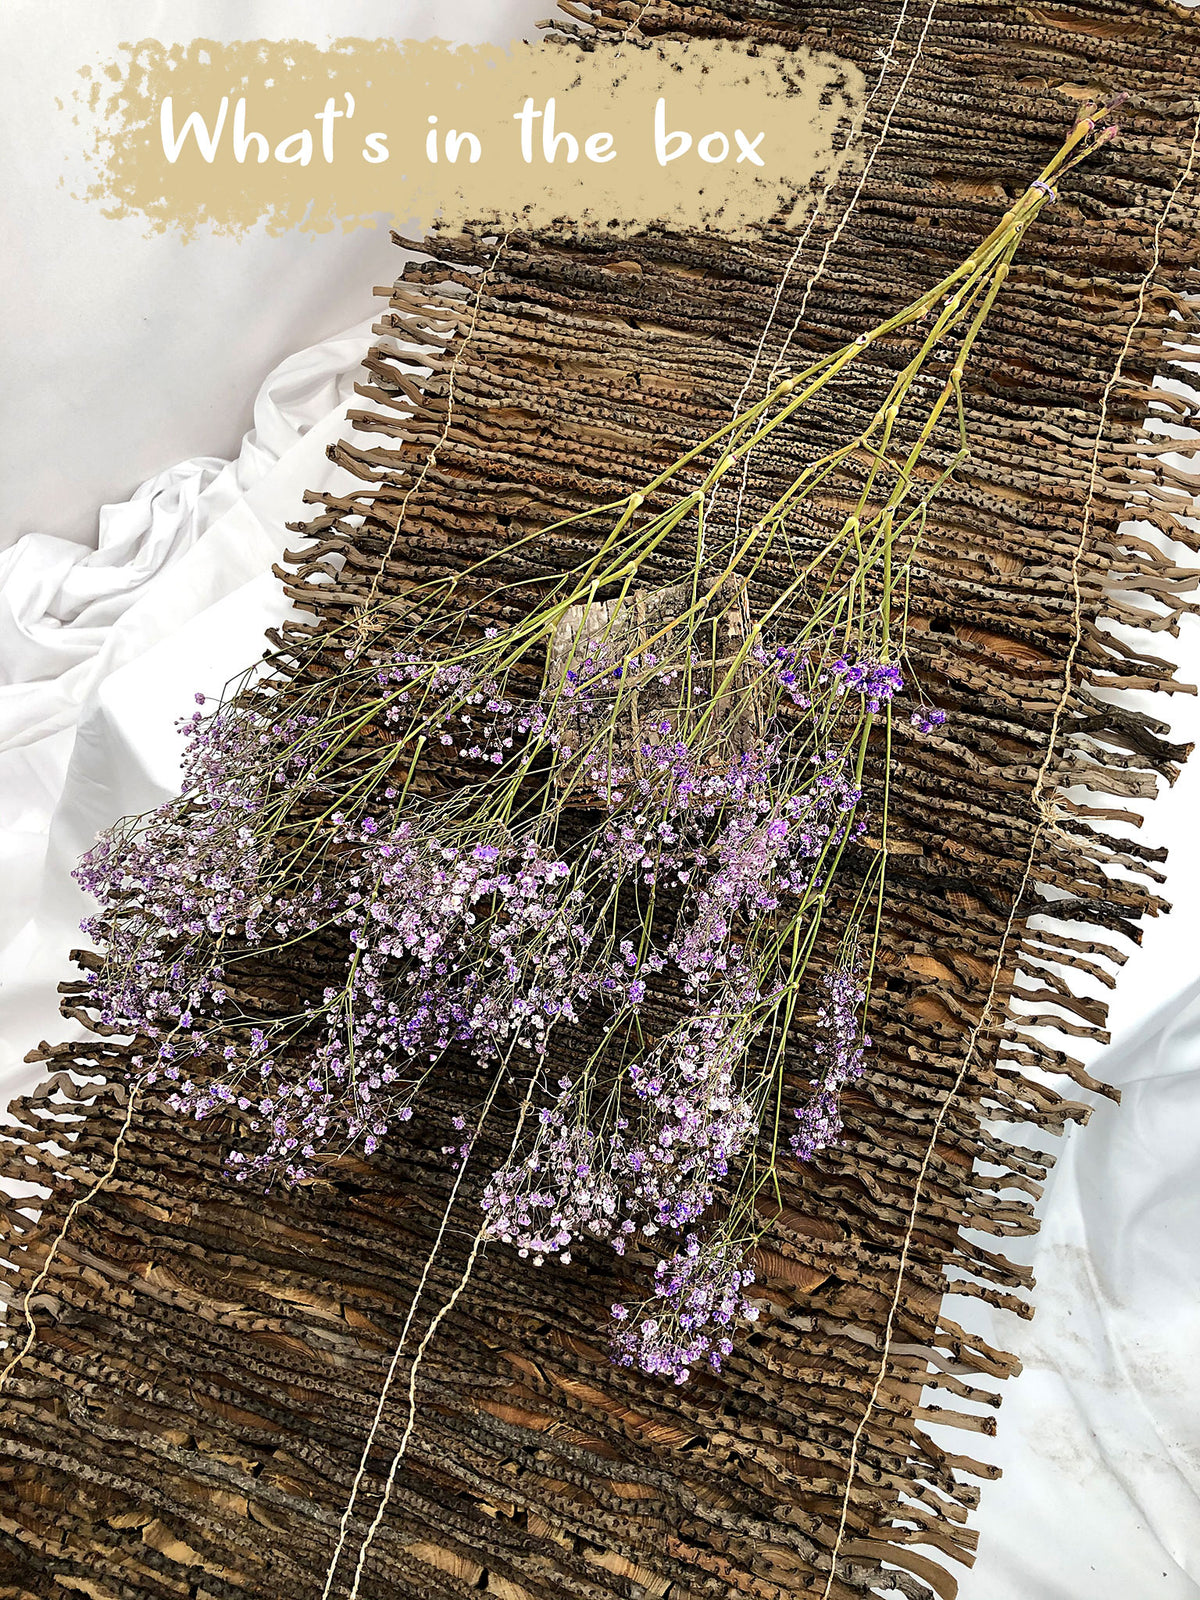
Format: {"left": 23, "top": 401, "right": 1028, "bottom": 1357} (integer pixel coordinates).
{"left": 160, "top": 813, "right": 662, "bottom": 1183}
{"left": 621, "top": 1001, "right": 759, "bottom": 1233}
{"left": 611, "top": 1233, "right": 760, "bottom": 1383}
{"left": 669, "top": 761, "right": 864, "bottom": 991}
{"left": 74, "top": 585, "right": 940, "bottom": 1377}
{"left": 910, "top": 705, "right": 947, "bottom": 734}
{"left": 790, "top": 961, "right": 870, "bottom": 1160}
{"left": 832, "top": 654, "right": 905, "bottom": 716}
{"left": 761, "top": 642, "right": 907, "bottom": 721}
{"left": 481, "top": 1079, "right": 618, "bottom": 1264}
{"left": 73, "top": 697, "right": 327, "bottom": 1078}
{"left": 481, "top": 991, "right": 761, "bottom": 1270}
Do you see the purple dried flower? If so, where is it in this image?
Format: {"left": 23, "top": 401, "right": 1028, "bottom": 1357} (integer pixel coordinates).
{"left": 790, "top": 961, "right": 869, "bottom": 1161}
{"left": 74, "top": 583, "right": 895, "bottom": 1378}
{"left": 611, "top": 1232, "right": 759, "bottom": 1383}
{"left": 833, "top": 654, "right": 905, "bottom": 715}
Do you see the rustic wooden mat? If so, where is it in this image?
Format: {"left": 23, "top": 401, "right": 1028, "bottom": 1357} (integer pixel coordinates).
{"left": 3, "top": 5, "right": 1199, "bottom": 1597}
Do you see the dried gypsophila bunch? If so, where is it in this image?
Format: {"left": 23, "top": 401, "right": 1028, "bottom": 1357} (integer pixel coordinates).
{"left": 73, "top": 113, "right": 1114, "bottom": 1381}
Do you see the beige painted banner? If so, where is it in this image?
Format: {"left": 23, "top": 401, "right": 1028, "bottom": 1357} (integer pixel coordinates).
{"left": 73, "top": 37, "right": 864, "bottom": 238}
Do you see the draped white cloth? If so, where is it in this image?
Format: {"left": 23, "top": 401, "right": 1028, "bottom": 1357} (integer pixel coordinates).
{"left": 962, "top": 980, "right": 1200, "bottom": 1598}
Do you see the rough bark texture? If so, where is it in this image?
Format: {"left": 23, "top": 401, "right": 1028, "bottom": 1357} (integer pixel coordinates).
{"left": 3, "top": 4, "right": 1199, "bottom": 1598}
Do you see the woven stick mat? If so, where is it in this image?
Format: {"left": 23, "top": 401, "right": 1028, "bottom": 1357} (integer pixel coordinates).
{"left": 4, "top": 5, "right": 1200, "bottom": 1598}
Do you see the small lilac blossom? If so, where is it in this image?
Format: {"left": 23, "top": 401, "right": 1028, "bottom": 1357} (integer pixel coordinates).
{"left": 611, "top": 1233, "right": 759, "bottom": 1383}
{"left": 790, "top": 961, "right": 869, "bottom": 1161}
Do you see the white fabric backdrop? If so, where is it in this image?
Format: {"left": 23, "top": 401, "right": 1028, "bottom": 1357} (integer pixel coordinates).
{"left": 0, "top": 0, "right": 548, "bottom": 548}
{"left": 1, "top": 5, "right": 1197, "bottom": 1597}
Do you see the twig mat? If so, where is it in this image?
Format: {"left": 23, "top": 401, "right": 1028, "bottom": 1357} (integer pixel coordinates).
{"left": 3, "top": 5, "right": 1199, "bottom": 1597}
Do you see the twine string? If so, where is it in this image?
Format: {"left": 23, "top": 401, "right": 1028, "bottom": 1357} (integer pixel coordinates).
{"left": 727, "top": 0, "right": 918, "bottom": 427}
{"left": 613, "top": 2, "right": 653, "bottom": 57}
{"left": 319, "top": 14, "right": 935, "bottom": 1577}
{"left": 322, "top": 16, "right": 945, "bottom": 1561}
{"left": 344, "top": 1220, "right": 492, "bottom": 1600}
{"left": 319, "top": 1064, "right": 525, "bottom": 1597}
{"left": 763, "top": 0, "right": 942, "bottom": 400}
{"left": 725, "top": 0, "right": 941, "bottom": 546}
